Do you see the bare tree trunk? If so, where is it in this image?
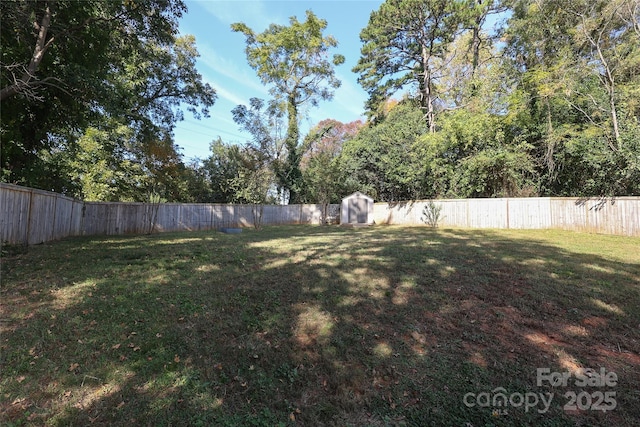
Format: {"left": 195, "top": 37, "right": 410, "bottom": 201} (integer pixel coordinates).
{"left": 285, "top": 93, "right": 302, "bottom": 203}
{"left": 595, "top": 31, "right": 621, "bottom": 147}
{"left": 574, "top": 3, "right": 623, "bottom": 148}
{"left": 421, "top": 44, "right": 435, "bottom": 133}
{"left": 471, "top": 23, "right": 481, "bottom": 74}
{"left": 609, "top": 85, "right": 620, "bottom": 146}
{"left": 252, "top": 204, "right": 264, "bottom": 230}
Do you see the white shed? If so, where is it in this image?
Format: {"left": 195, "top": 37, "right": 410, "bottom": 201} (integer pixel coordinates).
{"left": 340, "top": 192, "right": 374, "bottom": 226}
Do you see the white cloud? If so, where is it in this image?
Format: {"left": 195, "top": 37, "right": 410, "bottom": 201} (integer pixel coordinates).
{"left": 197, "top": 43, "right": 268, "bottom": 96}
{"left": 214, "top": 85, "right": 247, "bottom": 106}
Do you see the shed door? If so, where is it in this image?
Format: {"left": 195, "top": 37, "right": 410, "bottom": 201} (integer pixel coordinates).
{"left": 349, "top": 197, "right": 367, "bottom": 223}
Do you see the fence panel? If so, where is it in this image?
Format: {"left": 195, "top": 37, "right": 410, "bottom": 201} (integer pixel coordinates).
{"left": 439, "top": 200, "right": 468, "bottom": 228}
{"left": 548, "top": 198, "right": 640, "bottom": 236}
{"left": 551, "top": 198, "right": 591, "bottom": 234}
{"left": 1, "top": 183, "right": 32, "bottom": 244}
{"left": 301, "top": 204, "right": 323, "bottom": 224}
{"left": 373, "top": 201, "right": 421, "bottom": 225}
{"left": 51, "top": 194, "right": 79, "bottom": 240}
{"left": 507, "top": 198, "right": 552, "bottom": 229}
{"left": 68, "top": 200, "right": 85, "bottom": 237}
{"left": 26, "top": 190, "right": 58, "bottom": 244}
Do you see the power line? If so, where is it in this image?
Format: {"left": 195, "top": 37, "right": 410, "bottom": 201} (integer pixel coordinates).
{"left": 178, "top": 119, "right": 249, "bottom": 140}
{"left": 175, "top": 126, "right": 218, "bottom": 139}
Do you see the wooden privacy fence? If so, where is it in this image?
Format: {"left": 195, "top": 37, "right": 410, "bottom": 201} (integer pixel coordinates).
{"left": 1, "top": 183, "right": 638, "bottom": 245}
{"left": 1, "top": 183, "right": 85, "bottom": 245}
{"left": 373, "top": 197, "right": 639, "bottom": 236}
{"left": 0, "top": 183, "right": 336, "bottom": 245}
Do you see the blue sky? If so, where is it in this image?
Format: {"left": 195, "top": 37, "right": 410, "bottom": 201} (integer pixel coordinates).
{"left": 174, "top": 0, "right": 384, "bottom": 161}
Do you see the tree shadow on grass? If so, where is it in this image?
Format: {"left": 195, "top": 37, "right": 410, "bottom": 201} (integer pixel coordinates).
{"left": 1, "top": 226, "right": 638, "bottom": 426}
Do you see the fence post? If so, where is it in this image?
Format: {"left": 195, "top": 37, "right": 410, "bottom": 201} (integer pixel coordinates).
{"left": 506, "top": 198, "right": 510, "bottom": 229}
{"left": 25, "top": 188, "right": 34, "bottom": 245}
{"left": 465, "top": 198, "right": 470, "bottom": 228}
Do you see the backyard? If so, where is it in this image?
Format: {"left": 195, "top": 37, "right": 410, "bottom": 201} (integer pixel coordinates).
{"left": 1, "top": 226, "right": 639, "bottom": 426}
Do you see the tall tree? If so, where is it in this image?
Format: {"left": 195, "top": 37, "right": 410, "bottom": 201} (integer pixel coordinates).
{"left": 232, "top": 10, "right": 344, "bottom": 203}
{"left": 1, "top": 0, "right": 216, "bottom": 197}
{"left": 463, "top": 1, "right": 505, "bottom": 77}
{"left": 436, "top": 28, "right": 506, "bottom": 113}
{"left": 353, "top": 0, "right": 467, "bottom": 131}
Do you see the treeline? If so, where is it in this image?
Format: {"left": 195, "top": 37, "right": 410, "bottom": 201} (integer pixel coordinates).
{"left": 2, "top": 0, "right": 638, "bottom": 204}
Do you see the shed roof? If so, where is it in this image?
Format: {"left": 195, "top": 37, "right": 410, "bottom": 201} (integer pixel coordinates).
{"left": 341, "top": 191, "right": 374, "bottom": 202}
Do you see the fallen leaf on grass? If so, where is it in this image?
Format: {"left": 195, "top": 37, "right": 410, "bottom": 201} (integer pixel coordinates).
{"left": 11, "top": 397, "right": 26, "bottom": 405}
{"left": 68, "top": 363, "right": 80, "bottom": 372}
{"left": 112, "top": 343, "right": 121, "bottom": 349}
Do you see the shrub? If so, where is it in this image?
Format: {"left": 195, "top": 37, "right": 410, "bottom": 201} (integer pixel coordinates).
{"left": 421, "top": 199, "right": 443, "bottom": 228}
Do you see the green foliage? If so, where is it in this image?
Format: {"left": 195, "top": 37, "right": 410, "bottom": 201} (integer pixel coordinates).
{"left": 1, "top": 0, "right": 215, "bottom": 201}
{"left": 202, "top": 136, "right": 278, "bottom": 216}
{"left": 340, "top": 0, "right": 639, "bottom": 199}
{"left": 549, "top": 123, "right": 640, "bottom": 196}
{"left": 65, "top": 125, "right": 137, "bottom": 201}
{"left": 502, "top": 0, "right": 640, "bottom": 194}
{"left": 339, "top": 100, "right": 427, "bottom": 201}
{"left": 203, "top": 139, "right": 247, "bottom": 203}
{"left": 232, "top": 97, "right": 287, "bottom": 201}
{"left": 415, "top": 109, "right": 537, "bottom": 198}
{"left": 2, "top": 0, "right": 638, "bottom": 203}
{"left": 231, "top": 11, "right": 343, "bottom": 103}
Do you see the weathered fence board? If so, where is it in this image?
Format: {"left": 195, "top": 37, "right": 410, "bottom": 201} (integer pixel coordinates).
{"left": 0, "top": 183, "right": 84, "bottom": 244}
{"left": 439, "top": 200, "right": 468, "bottom": 228}
{"left": 2, "top": 183, "right": 638, "bottom": 245}
{"left": 550, "top": 197, "right": 640, "bottom": 236}
{"left": 1, "top": 184, "right": 31, "bottom": 244}
{"left": 507, "top": 198, "right": 552, "bottom": 229}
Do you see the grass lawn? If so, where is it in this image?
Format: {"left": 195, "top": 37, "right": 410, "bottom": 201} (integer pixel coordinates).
{"left": 1, "top": 226, "right": 639, "bottom": 426}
